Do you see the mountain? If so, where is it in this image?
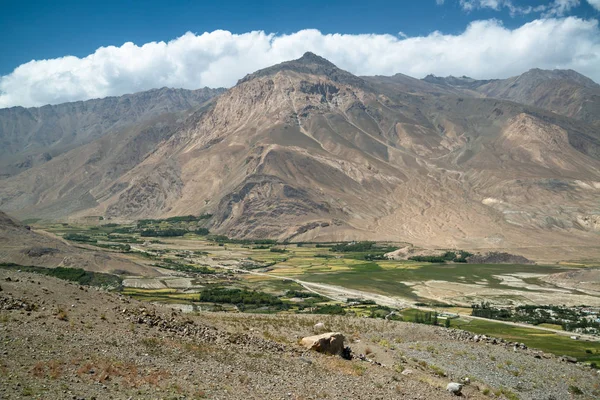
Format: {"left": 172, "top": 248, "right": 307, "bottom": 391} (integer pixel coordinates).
{"left": 1, "top": 53, "right": 600, "bottom": 254}
{"left": 422, "top": 74, "right": 495, "bottom": 90}
{"left": 0, "top": 86, "right": 225, "bottom": 178}
{"left": 423, "top": 69, "right": 600, "bottom": 127}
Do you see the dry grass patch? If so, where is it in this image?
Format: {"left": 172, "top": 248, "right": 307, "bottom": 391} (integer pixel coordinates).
{"left": 322, "top": 358, "right": 367, "bottom": 376}
{"left": 55, "top": 307, "right": 68, "bottom": 321}
{"left": 30, "top": 360, "right": 64, "bottom": 379}
{"left": 75, "top": 358, "right": 170, "bottom": 388}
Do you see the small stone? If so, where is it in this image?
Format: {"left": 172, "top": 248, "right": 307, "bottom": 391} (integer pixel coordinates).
{"left": 314, "top": 322, "right": 326, "bottom": 331}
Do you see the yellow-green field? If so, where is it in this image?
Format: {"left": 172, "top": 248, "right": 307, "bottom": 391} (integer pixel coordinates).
{"left": 35, "top": 221, "right": 593, "bottom": 305}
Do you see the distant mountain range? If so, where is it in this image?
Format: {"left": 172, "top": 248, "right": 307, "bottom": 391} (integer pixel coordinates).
{"left": 1, "top": 53, "right": 599, "bottom": 251}
{"left": 0, "top": 87, "right": 225, "bottom": 177}
{"left": 422, "top": 68, "right": 600, "bottom": 128}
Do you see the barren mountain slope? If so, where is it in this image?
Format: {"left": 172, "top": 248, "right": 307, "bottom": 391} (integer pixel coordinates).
{"left": 0, "top": 211, "right": 162, "bottom": 276}
{"left": 364, "top": 73, "right": 484, "bottom": 98}
{"left": 0, "top": 87, "right": 224, "bottom": 177}
{"left": 424, "top": 69, "right": 600, "bottom": 127}
{"left": 1, "top": 53, "right": 600, "bottom": 254}
{"left": 90, "top": 54, "right": 600, "bottom": 248}
{"left": 0, "top": 110, "right": 191, "bottom": 218}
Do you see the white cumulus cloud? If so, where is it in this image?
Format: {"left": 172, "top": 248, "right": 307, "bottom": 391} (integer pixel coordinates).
{"left": 588, "top": 0, "right": 600, "bottom": 10}
{"left": 1, "top": 17, "right": 600, "bottom": 108}
{"left": 458, "top": 0, "right": 580, "bottom": 16}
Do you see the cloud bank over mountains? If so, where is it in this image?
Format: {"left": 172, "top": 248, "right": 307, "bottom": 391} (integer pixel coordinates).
{"left": 1, "top": 16, "right": 599, "bottom": 108}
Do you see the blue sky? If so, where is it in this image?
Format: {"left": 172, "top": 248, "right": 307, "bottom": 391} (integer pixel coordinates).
{"left": 1, "top": 0, "right": 600, "bottom": 107}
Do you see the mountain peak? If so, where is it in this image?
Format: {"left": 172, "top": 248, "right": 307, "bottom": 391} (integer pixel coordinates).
{"left": 295, "top": 52, "right": 337, "bottom": 67}
{"left": 520, "top": 68, "right": 598, "bottom": 88}
{"left": 237, "top": 52, "right": 367, "bottom": 89}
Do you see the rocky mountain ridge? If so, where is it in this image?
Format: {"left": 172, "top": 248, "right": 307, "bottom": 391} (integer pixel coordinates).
{"left": 0, "top": 86, "right": 225, "bottom": 178}
{"left": 1, "top": 53, "right": 599, "bottom": 256}
{"left": 422, "top": 68, "right": 600, "bottom": 126}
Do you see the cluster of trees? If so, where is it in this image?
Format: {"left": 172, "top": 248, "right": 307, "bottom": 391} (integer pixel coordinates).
{"left": 92, "top": 218, "right": 211, "bottom": 240}
{"left": 517, "top": 305, "right": 600, "bottom": 332}
{"left": 346, "top": 298, "right": 376, "bottom": 305}
{"left": 106, "top": 233, "right": 143, "bottom": 244}
{"left": 117, "top": 227, "right": 210, "bottom": 237}
{"left": 0, "top": 263, "right": 121, "bottom": 288}
{"left": 329, "top": 241, "right": 396, "bottom": 253}
{"left": 94, "top": 243, "right": 131, "bottom": 252}
{"left": 409, "top": 250, "right": 472, "bottom": 263}
{"left": 415, "top": 302, "right": 455, "bottom": 308}
{"left": 286, "top": 290, "right": 320, "bottom": 298}
{"left": 63, "top": 233, "right": 96, "bottom": 243}
{"left": 285, "top": 290, "right": 328, "bottom": 305}
{"left": 159, "top": 262, "right": 215, "bottom": 274}
{"left": 137, "top": 214, "right": 212, "bottom": 226}
{"left": 138, "top": 219, "right": 159, "bottom": 227}
{"left": 50, "top": 267, "right": 120, "bottom": 286}
{"left": 471, "top": 303, "right": 600, "bottom": 332}
{"left": 165, "top": 214, "right": 212, "bottom": 223}
{"left": 210, "top": 235, "right": 278, "bottom": 245}
{"left": 110, "top": 227, "right": 134, "bottom": 234}
{"left": 330, "top": 241, "right": 377, "bottom": 252}
{"left": 471, "top": 302, "right": 512, "bottom": 320}
{"left": 413, "top": 311, "right": 438, "bottom": 324}
{"left": 562, "top": 318, "right": 600, "bottom": 332}
{"left": 412, "top": 310, "right": 451, "bottom": 327}
{"left": 140, "top": 229, "right": 188, "bottom": 237}
{"left": 313, "top": 304, "right": 346, "bottom": 315}
{"left": 198, "top": 287, "right": 286, "bottom": 309}
{"left": 329, "top": 241, "right": 398, "bottom": 261}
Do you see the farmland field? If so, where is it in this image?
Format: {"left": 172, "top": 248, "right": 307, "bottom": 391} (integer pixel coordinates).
{"left": 34, "top": 221, "right": 600, "bottom": 307}
{"left": 23, "top": 220, "right": 599, "bottom": 363}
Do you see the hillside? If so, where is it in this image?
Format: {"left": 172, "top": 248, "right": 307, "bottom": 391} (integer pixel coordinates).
{"left": 1, "top": 268, "right": 599, "bottom": 399}
{"left": 0, "top": 211, "right": 162, "bottom": 276}
{"left": 0, "top": 86, "right": 224, "bottom": 178}
{"left": 0, "top": 54, "right": 599, "bottom": 257}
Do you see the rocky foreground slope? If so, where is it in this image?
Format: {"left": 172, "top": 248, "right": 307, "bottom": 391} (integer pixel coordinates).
{"left": 1, "top": 270, "right": 599, "bottom": 399}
